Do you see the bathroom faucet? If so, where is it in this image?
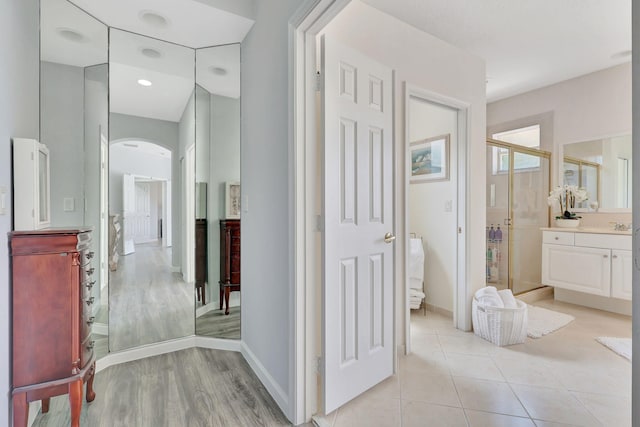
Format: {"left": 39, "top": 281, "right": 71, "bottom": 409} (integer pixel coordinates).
{"left": 613, "top": 222, "right": 632, "bottom": 231}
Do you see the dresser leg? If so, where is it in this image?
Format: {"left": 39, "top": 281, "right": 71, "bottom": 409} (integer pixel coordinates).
{"left": 86, "top": 362, "right": 96, "bottom": 402}
{"left": 13, "top": 393, "right": 28, "bottom": 427}
{"left": 42, "top": 397, "right": 50, "bottom": 413}
{"left": 224, "top": 287, "right": 231, "bottom": 315}
{"left": 219, "top": 286, "right": 223, "bottom": 310}
{"left": 69, "top": 379, "right": 83, "bottom": 427}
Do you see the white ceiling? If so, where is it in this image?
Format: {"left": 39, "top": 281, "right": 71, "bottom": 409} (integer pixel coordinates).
{"left": 360, "top": 0, "right": 631, "bottom": 102}
{"left": 69, "top": 0, "right": 254, "bottom": 49}
{"left": 43, "top": 0, "right": 249, "bottom": 122}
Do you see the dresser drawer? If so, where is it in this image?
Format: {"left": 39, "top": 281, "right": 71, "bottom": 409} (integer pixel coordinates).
{"left": 575, "top": 233, "right": 632, "bottom": 250}
{"left": 543, "top": 231, "right": 574, "bottom": 245}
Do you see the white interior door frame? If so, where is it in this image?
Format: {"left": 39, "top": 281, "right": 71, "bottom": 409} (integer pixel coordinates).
{"left": 289, "top": 1, "right": 353, "bottom": 423}
{"left": 403, "top": 83, "right": 471, "bottom": 354}
{"left": 291, "top": 3, "right": 472, "bottom": 423}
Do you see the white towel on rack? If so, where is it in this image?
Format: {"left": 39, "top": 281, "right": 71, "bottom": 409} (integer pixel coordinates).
{"left": 409, "top": 238, "right": 425, "bottom": 281}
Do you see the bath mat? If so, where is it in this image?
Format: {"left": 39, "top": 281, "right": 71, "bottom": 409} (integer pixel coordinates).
{"left": 526, "top": 305, "right": 575, "bottom": 338}
{"left": 596, "top": 337, "right": 631, "bottom": 361}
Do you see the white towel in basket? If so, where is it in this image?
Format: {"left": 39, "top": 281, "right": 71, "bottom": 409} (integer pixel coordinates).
{"left": 474, "top": 286, "right": 504, "bottom": 308}
{"left": 409, "top": 238, "right": 424, "bottom": 281}
{"left": 498, "top": 289, "right": 518, "bottom": 309}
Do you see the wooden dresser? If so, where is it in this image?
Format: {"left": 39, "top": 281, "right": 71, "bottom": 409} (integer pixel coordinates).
{"left": 195, "top": 218, "right": 208, "bottom": 304}
{"left": 219, "top": 219, "right": 240, "bottom": 315}
{"left": 10, "top": 228, "right": 97, "bottom": 427}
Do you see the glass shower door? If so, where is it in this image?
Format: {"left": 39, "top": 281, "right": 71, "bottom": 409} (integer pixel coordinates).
{"left": 511, "top": 151, "right": 550, "bottom": 294}
{"left": 487, "top": 141, "right": 550, "bottom": 294}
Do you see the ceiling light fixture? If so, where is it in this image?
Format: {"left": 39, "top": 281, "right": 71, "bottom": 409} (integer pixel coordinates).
{"left": 140, "top": 47, "right": 162, "bottom": 59}
{"left": 56, "top": 28, "right": 85, "bottom": 43}
{"left": 137, "top": 79, "right": 153, "bottom": 87}
{"left": 123, "top": 143, "right": 139, "bottom": 148}
{"left": 209, "top": 66, "right": 228, "bottom": 76}
{"left": 138, "top": 10, "right": 169, "bottom": 28}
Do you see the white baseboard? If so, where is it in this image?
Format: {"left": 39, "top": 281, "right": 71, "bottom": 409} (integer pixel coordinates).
{"left": 96, "top": 336, "right": 196, "bottom": 373}
{"left": 195, "top": 336, "right": 242, "bottom": 352}
{"left": 92, "top": 322, "right": 108, "bottom": 335}
{"left": 240, "top": 342, "right": 289, "bottom": 417}
{"left": 312, "top": 414, "right": 333, "bottom": 427}
{"left": 195, "top": 302, "right": 218, "bottom": 318}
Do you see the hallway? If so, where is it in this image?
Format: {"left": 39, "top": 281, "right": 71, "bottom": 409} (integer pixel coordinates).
{"left": 109, "top": 241, "right": 194, "bottom": 352}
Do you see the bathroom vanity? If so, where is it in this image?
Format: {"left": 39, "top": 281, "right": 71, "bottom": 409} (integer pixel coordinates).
{"left": 541, "top": 227, "right": 632, "bottom": 315}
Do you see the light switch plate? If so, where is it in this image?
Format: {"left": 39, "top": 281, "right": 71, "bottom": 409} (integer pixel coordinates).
{"left": 445, "top": 200, "right": 453, "bottom": 212}
{"left": 0, "top": 186, "right": 6, "bottom": 215}
{"left": 63, "top": 197, "right": 75, "bottom": 212}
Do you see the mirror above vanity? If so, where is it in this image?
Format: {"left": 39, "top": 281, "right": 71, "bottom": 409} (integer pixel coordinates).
{"left": 561, "top": 134, "right": 632, "bottom": 210}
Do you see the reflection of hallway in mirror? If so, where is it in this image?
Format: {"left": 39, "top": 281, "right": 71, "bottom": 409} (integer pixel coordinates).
{"left": 109, "top": 241, "right": 194, "bottom": 352}
{"left": 196, "top": 306, "right": 240, "bottom": 339}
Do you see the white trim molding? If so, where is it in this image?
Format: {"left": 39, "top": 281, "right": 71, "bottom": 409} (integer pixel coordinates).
{"left": 241, "top": 342, "right": 289, "bottom": 415}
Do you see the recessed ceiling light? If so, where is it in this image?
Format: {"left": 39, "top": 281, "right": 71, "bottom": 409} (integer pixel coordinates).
{"left": 611, "top": 50, "right": 632, "bottom": 60}
{"left": 138, "top": 10, "right": 169, "bottom": 28}
{"left": 56, "top": 28, "right": 85, "bottom": 43}
{"left": 209, "top": 66, "right": 228, "bottom": 76}
{"left": 137, "top": 79, "right": 153, "bottom": 87}
{"left": 140, "top": 47, "right": 162, "bottom": 59}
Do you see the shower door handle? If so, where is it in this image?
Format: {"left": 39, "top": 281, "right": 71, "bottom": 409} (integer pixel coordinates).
{"left": 504, "top": 218, "right": 512, "bottom": 226}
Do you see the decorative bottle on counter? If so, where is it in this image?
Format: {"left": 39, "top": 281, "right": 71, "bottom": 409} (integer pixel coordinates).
{"left": 495, "top": 226, "right": 502, "bottom": 242}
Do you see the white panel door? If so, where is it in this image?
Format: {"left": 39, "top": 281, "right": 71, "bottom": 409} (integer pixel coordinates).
{"left": 122, "top": 173, "right": 136, "bottom": 254}
{"left": 322, "top": 36, "right": 394, "bottom": 414}
{"left": 133, "top": 181, "right": 152, "bottom": 243}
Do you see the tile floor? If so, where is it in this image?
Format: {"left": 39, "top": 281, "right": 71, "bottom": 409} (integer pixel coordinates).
{"left": 324, "top": 298, "right": 631, "bottom": 427}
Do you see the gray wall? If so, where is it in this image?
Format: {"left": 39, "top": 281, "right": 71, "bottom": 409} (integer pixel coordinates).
{"left": 241, "top": 0, "right": 302, "bottom": 413}
{"left": 110, "top": 112, "right": 181, "bottom": 265}
{"left": 40, "top": 61, "right": 85, "bottom": 227}
{"left": 84, "top": 64, "right": 108, "bottom": 308}
{"left": 178, "top": 90, "right": 195, "bottom": 271}
{"left": 0, "top": 0, "right": 39, "bottom": 423}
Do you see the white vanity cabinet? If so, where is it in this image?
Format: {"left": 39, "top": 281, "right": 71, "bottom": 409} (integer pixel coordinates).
{"left": 611, "top": 249, "right": 633, "bottom": 300}
{"left": 541, "top": 229, "right": 631, "bottom": 301}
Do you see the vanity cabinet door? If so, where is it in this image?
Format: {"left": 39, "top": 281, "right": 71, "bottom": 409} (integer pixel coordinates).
{"left": 542, "top": 244, "right": 611, "bottom": 296}
{"left": 611, "top": 249, "right": 632, "bottom": 300}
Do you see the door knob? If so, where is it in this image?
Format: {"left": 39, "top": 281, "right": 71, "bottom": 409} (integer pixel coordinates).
{"left": 384, "top": 232, "right": 396, "bottom": 244}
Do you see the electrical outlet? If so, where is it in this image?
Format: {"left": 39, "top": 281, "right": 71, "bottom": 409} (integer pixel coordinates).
{"left": 63, "top": 197, "right": 75, "bottom": 212}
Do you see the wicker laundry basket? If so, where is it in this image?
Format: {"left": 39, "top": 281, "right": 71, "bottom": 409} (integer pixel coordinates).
{"left": 472, "top": 296, "right": 527, "bottom": 346}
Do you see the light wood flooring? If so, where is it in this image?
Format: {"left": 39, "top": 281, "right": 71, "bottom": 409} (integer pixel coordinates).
{"left": 32, "top": 348, "right": 293, "bottom": 427}
{"left": 109, "top": 241, "right": 194, "bottom": 352}
{"left": 196, "top": 306, "right": 241, "bottom": 340}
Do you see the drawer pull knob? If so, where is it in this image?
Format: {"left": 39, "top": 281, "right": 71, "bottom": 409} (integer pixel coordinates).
{"left": 554, "top": 237, "right": 559, "bottom": 240}
{"left": 87, "top": 316, "right": 95, "bottom": 326}
{"left": 86, "top": 267, "right": 95, "bottom": 276}
{"left": 603, "top": 255, "right": 609, "bottom": 259}
{"left": 86, "top": 280, "right": 96, "bottom": 290}
{"left": 86, "top": 252, "right": 95, "bottom": 260}
{"left": 612, "top": 255, "right": 618, "bottom": 259}
{"left": 86, "top": 341, "right": 95, "bottom": 351}
{"left": 86, "top": 296, "right": 95, "bottom": 306}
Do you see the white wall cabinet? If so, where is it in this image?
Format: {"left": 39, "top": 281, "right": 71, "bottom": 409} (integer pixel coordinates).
{"left": 12, "top": 138, "right": 51, "bottom": 230}
{"left": 542, "top": 230, "right": 631, "bottom": 301}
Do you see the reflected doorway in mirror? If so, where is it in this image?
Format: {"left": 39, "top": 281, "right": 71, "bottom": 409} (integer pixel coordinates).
{"left": 225, "top": 181, "right": 241, "bottom": 219}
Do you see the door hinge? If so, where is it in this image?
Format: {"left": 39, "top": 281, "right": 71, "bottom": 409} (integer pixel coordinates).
{"left": 315, "top": 214, "right": 323, "bottom": 232}
{"left": 316, "top": 356, "right": 323, "bottom": 374}
{"left": 315, "top": 71, "right": 321, "bottom": 92}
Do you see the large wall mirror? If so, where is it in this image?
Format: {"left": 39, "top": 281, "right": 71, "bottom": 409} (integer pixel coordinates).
{"left": 40, "top": 0, "right": 109, "bottom": 357}
{"left": 41, "top": 1, "right": 244, "bottom": 359}
{"left": 194, "top": 45, "right": 241, "bottom": 339}
{"left": 108, "top": 29, "right": 196, "bottom": 352}
{"left": 561, "top": 134, "right": 632, "bottom": 210}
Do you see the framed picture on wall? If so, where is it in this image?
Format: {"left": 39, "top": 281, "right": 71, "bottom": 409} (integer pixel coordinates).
{"left": 409, "top": 134, "right": 450, "bottom": 183}
{"left": 225, "top": 181, "right": 241, "bottom": 219}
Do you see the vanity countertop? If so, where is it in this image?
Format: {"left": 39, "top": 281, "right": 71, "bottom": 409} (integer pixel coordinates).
{"left": 541, "top": 227, "right": 631, "bottom": 236}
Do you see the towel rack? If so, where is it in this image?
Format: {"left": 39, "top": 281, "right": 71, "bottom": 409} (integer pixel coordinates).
{"left": 409, "top": 232, "right": 423, "bottom": 241}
